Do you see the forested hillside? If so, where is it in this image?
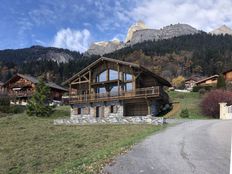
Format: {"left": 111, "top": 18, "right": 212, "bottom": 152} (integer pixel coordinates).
{"left": 106, "top": 33, "right": 232, "bottom": 81}
{"left": 1, "top": 33, "right": 232, "bottom": 84}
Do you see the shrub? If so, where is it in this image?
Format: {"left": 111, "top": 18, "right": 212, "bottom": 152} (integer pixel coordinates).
{"left": 199, "top": 88, "right": 206, "bottom": 95}
{"left": 192, "top": 85, "right": 213, "bottom": 92}
{"left": 172, "top": 76, "right": 185, "bottom": 89}
{"left": 180, "top": 109, "right": 189, "bottom": 118}
{"left": 27, "top": 79, "right": 55, "bottom": 117}
{"left": 10, "top": 105, "right": 26, "bottom": 114}
{"left": 216, "top": 74, "right": 226, "bottom": 89}
{"left": 200, "top": 89, "right": 232, "bottom": 118}
{"left": 226, "top": 82, "right": 232, "bottom": 91}
{"left": 0, "top": 94, "right": 11, "bottom": 114}
{"left": 0, "top": 94, "right": 10, "bottom": 106}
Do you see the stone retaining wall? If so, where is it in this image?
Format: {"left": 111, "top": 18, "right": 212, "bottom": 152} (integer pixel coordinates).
{"left": 54, "top": 115, "right": 165, "bottom": 125}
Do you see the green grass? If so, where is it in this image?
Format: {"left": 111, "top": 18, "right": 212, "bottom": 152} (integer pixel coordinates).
{"left": 0, "top": 107, "right": 164, "bottom": 174}
{"left": 165, "top": 91, "right": 208, "bottom": 119}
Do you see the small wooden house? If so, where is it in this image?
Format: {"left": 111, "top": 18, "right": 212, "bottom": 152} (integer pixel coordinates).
{"left": 63, "top": 57, "right": 171, "bottom": 118}
{"left": 185, "top": 76, "right": 203, "bottom": 90}
{"left": 223, "top": 69, "right": 232, "bottom": 81}
{"left": 195, "top": 75, "right": 219, "bottom": 86}
{"left": 3, "top": 73, "right": 67, "bottom": 105}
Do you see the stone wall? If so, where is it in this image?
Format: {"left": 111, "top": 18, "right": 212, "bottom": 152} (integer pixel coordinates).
{"left": 71, "top": 101, "right": 124, "bottom": 119}
{"left": 54, "top": 115, "right": 165, "bottom": 125}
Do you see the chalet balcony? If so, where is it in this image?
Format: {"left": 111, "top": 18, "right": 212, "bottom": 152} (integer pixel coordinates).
{"left": 69, "top": 86, "right": 166, "bottom": 104}
{"left": 8, "top": 91, "right": 34, "bottom": 98}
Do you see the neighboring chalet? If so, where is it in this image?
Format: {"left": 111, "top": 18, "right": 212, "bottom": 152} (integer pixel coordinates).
{"left": 223, "top": 69, "right": 232, "bottom": 82}
{"left": 63, "top": 57, "right": 171, "bottom": 118}
{"left": 3, "top": 74, "right": 67, "bottom": 105}
{"left": 185, "top": 76, "right": 203, "bottom": 90}
{"left": 0, "top": 81, "right": 4, "bottom": 92}
{"left": 195, "top": 75, "right": 219, "bottom": 86}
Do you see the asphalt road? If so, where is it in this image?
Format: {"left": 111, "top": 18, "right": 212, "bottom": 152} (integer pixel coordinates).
{"left": 103, "top": 120, "right": 232, "bottom": 174}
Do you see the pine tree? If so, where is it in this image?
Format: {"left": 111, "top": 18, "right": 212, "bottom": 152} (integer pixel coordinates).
{"left": 26, "top": 79, "right": 54, "bottom": 117}
{"left": 216, "top": 74, "right": 226, "bottom": 89}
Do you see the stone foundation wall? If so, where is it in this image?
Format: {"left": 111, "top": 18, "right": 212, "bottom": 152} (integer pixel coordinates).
{"left": 54, "top": 115, "right": 165, "bottom": 125}
{"left": 71, "top": 102, "right": 124, "bottom": 119}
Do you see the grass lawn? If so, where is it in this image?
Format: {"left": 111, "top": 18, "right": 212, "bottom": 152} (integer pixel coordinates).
{"left": 0, "top": 106, "right": 164, "bottom": 174}
{"left": 165, "top": 91, "right": 208, "bottom": 119}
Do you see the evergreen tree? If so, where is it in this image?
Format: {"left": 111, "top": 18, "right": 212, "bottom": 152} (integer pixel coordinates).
{"left": 26, "top": 79, "right": 54, "bottom": 117}
{"left": 216, "top": 74, "right": 226, "bottom": 89}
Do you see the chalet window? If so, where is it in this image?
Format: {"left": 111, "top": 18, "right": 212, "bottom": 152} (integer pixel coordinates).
{"left": 78, "top": 108, "right": 81, "bottom": 115}
{"left": 124, "top": 73, "right": 132, "bottom": 81}
{"left": 125, "top": 83, "right": 133, "bottom": 91}
{"left": 110, "top": 86, "right": 118, "bottom": 96}
{"left": 97, "top": 70, "right": 107, "bottom": 82}
{"left": 96, "top": 87, "right": 106, "bottom": 94}
{"left": 110, "top": 105, "right": 115, "bottom": 113}
{"left": 109, "top": 70, "right": 118, "bottom": 80}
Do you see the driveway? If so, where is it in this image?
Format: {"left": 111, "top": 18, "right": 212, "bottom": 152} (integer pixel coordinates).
{"left": 103, "top": 120, "right": 231, "bottom": 174}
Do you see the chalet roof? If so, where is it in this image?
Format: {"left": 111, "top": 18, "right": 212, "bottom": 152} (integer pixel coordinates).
{"left": 4, "top": 73, "right": 67, "bottom": 91}
{"left": 63, "top": 57, "right": 171, "bottom": 87}
{"left": 223, "top": 69, "right": 232, "bottom": 74}
{"left": 195, "top": 74, "right": 219, "bottom": 85}
{"left": 185, "top": 76, "right": 204, "bottom": 83}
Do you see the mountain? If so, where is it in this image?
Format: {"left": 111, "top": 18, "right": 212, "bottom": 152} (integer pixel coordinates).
{"left": 0, "top": 45, "right": 83, "bottom": 64}
{"left": 210, "top": 25, "right": 232, "bottom": 35}
{"left": 86, "top": 39, "right": 123, "bottom": 56}
{"left": 125, "top": 20, "right": 148, "bottom": 43}
{"left": 86, "top": 22, "right": 200, "bottom": 56}
{"left": 128, "top": 23, "right": 199, "bottom": 45}
{"left": 105, "top": 32, "right": 232, "bottom": 82}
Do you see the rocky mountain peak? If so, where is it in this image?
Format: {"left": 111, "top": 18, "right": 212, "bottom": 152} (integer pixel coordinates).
{"left": 86, "top": 23, "right": 199, "bottom": 56}
{"left": 210, "top": 25, "right": 232, "bottom": 35}
{"left": 125, "top": 20, "right": 148, "bottom": 43}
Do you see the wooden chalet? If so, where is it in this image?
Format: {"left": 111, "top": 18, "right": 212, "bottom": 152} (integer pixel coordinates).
{"left": 3, "top": 74, "right": 67, "bottom": 105}
{"left": 63, "top": 57, "right": 172, "bottom": 118}
{"left": 223, "top": 69, "right": 232, "bottom": 81}
{"left": 185, "top": 76, "right": 203, "bottom": 90}
{"left": 195, "top": 75, "right": 219, "bottom": 86}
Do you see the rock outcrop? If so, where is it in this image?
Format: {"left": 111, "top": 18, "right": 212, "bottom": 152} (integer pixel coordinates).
{"left": 86, "top": 39, "right": 123, "bottom": 56}
{"left": 210, "top": 25, "right": 232, "bottom": 35}
{"left": 86, "top": 22, "right": 200, "bottom": 56}
{"left": 129, "top": 24, "right": 199, "bottom": 45}
{"left": 125, "top": 20, "right": 148, "bottom": 43}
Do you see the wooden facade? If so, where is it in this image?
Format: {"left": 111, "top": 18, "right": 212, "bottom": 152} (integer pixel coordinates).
{"left": 195, "top": 75, "right": 219, "bottom": 86}
{"left": 64, "top": 57, "right": 171, "bottom": 117}
{"left": 185, "top": 76, "right": 203, "bottom": 90}
{"left": 223, "top": 69, "right": 232, "bottom": 81}
{"left": 3, "top": 74, "right": 67, "bottom": 105}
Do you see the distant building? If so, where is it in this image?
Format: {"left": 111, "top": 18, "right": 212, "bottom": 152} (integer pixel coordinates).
{"left": 185, "top": 76, "right": 203, "bottom": 90}
{"left": 63, "top": 57, "right": 171, "bottom": 118}
{"left": 195, "top": 75, "right": 219, "bottom": 86}
{"left": 3, "top": 73, "right": 67, "bottom": 105}
{"left": 223, "top": 69, "right": 232, "bottom": 81}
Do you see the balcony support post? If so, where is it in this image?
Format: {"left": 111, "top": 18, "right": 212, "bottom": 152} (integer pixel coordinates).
{"left": 117, "top": 63, "right": 120, "bottom": 96}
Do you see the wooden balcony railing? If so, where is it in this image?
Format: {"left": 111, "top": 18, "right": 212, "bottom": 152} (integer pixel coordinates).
{"left": 69, "top": 86, "right": 161, "bottom": 104}
{"left": 8, "top": 91, "right": 34, "bottom": 97}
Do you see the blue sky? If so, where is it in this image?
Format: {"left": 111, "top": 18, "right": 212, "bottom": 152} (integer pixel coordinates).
{"left": 0, "top": 0, "right": 232, "bottom": 52}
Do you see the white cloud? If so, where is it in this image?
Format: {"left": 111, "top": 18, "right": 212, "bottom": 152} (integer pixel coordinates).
{"left": 130, "top": 0, "right": 232, "bottom": 31}
{"left": 52, "top": 28, "right": 91, "bottom": 52}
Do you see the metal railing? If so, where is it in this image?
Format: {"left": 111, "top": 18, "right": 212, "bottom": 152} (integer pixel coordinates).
{"left": 69, "top": 86, "right": 161, "bottom": 104}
